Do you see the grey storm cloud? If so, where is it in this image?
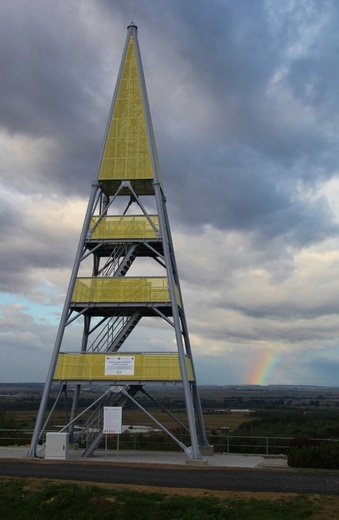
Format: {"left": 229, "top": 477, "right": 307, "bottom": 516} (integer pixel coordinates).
{"left": 1, "top": 0, "right": 338, "bottom": 236}
{"left": 0, "top": 1, "right": 118, "bottom": 195}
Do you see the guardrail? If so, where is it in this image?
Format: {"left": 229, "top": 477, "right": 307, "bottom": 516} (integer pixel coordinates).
{"left": 0, "top": 429, "right": 295, "bottom": 455}
{"left": 216, "top": 435, "right": 293, "bottom": 455}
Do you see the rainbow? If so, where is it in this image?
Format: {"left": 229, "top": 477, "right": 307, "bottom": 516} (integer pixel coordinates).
{"left": 247, "top": 350, "right": 283, "bottom": 385}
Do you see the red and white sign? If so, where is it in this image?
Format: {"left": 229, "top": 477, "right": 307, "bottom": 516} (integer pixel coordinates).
{"left": 103, "top": 406, "right": 122, "bottom": 434}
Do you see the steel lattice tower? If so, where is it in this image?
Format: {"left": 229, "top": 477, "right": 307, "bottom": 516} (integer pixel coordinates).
{"left": 28, "top": 24, "right": 209, "bottom": 461}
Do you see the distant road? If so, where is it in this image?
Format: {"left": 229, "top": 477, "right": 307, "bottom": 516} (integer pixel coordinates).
{"left": 1, "top": 460, "right": 339, "bottom": 495}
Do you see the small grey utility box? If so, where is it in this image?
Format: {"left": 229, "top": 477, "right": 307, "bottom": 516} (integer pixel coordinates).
{"left": 45, "top": 432, "right": 69, "bottom": 460}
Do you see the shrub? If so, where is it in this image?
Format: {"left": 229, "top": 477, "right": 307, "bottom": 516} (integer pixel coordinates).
{"left": 288, "top": 441, "right": 339, "bottom": 469}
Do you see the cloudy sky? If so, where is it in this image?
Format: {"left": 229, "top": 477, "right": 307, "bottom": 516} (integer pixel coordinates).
{"left": 1, "top": 0, "right": 339, "bottom": 386}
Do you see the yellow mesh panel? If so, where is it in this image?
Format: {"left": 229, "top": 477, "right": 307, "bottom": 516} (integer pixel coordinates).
{"left": 54, "top": 353, "right": 195, "bottom": 382}
{"left": 98, "top": 35, "right": 156, "bottom": 182}
{"left": 175, "top": 285, "right": 182, "bottom": 307}
{"left": 72, "top": 277, "right": 171, "bottom": 304}
{"left": 89, "top": 215, "right": 159, "bottom": 239}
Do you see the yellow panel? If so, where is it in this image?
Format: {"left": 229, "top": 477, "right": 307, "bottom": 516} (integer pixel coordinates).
{"left": 89, "top": 215, "right": 159, "bottom": 240}
{"left": 98, "top": 35, "right": 161, "bottom": 186}
{"left": 53, "top": 353, "right": 195, "bottom": 382}
{"left": 72, "top": 277, "right": 171, "bottom": 304}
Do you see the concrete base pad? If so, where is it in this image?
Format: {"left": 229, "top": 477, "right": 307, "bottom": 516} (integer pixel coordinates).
{"left": 185, "top": 459, "right": 208, "bottom": 466}
{"left": 200, "top": 445, "right": 214, "bottom": 456}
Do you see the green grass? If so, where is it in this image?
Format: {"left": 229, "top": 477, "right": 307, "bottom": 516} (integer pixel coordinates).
{"left": 0, "top": 478, "right": 326, "bottom": 520}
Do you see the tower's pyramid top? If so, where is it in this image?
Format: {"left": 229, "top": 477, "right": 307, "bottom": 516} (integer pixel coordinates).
{"left": 98, "top": 24, "right": 162, "bottom": 196}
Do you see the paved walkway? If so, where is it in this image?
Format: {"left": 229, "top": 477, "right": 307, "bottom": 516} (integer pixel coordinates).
{"left": 0, "top": 446, "right": 288, "bottom": 469}
{"left": 3, "top": 457, "right": 339, "bottom": 494}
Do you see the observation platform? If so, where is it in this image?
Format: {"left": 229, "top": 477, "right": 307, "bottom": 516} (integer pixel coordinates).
{"left": 53, "top": 352, "right": 194, "bottom": 383}
{"left": 89, "top": 215, "right": 159, "bottom": 240}
{"left": 86, "top": 216, "right": 163, "bottom": 256}
{"left": 70, "top": 277, "right": 181, "bottom": 316}
{"left": 99, "top": 178, "right": 155, "bottom": 197}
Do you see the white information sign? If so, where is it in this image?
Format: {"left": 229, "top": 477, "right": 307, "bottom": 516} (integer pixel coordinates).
{"left": 105, "top": 355, "right": 135, "bottom": 376}
{"left": 103, "top": 406, "right": 122, "bottom": 434}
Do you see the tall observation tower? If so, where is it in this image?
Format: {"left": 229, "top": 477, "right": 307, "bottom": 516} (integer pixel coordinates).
{"left": 28, "top": 23, "right": 209, "bottom": 461}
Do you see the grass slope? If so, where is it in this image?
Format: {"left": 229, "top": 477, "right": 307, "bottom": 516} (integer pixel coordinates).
{"left": 1, "top": 477, "right": 338, "bottom": 519}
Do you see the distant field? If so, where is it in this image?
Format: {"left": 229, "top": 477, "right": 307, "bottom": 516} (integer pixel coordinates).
{"left": 13, "top": 409, "right": 251, "bottom": 433}
{"left": 6, "top": 383, "right": 339, "bottom": 443}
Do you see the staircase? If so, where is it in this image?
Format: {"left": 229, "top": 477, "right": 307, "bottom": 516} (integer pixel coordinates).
{"left": 80, "top": 385, "right": 141, "bottom": 457}
{"left": 115, "top": 244, "right": 139, "bottom": 277}
{"left": 88, "top": 312, "right": 141, "bottom": 353}
{"left": 108, "top": 312, "right": 141, "bottom": 352}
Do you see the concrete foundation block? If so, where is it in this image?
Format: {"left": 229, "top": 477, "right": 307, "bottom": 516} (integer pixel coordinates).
{"left": 185, "top": 458, "right": 208, "bottom": 466}
{"left": 199, "top": 445, "right": 214, "bottom": 456}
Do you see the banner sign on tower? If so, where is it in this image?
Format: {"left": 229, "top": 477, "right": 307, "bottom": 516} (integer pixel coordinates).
{"left": 105, "top": 355, "right": 135, "bottom": 376}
